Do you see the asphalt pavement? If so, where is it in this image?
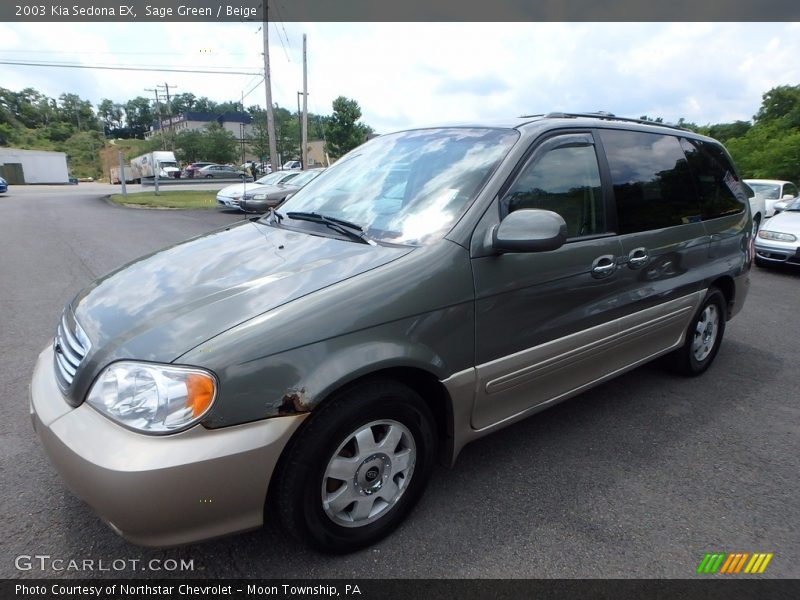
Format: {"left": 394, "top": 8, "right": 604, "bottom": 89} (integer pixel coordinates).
{"left": 1, "top": 186, "right": 798, "bottom": 579}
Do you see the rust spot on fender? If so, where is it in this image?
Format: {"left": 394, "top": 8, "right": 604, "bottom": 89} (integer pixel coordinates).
{"left": 277, "top": 387, "right": 312, "bottom": 415}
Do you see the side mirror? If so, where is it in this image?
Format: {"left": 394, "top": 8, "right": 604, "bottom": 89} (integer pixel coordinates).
{"left": 782, "top": 194, "right": 795, "bottom": 200}
{"left": 492, "top": 209, "right": 568, "bottom": 253}
{"left": 773, "top": 201, "right": 788, "bottom": 214}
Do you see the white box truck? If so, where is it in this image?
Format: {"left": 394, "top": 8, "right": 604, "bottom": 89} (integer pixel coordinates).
{"left": 129, "top": 151, "right": 180, "bottom": 183}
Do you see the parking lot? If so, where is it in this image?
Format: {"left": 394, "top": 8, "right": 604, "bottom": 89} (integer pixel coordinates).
{"left": 1, "top": 185, "right": 798, "bottom": 579}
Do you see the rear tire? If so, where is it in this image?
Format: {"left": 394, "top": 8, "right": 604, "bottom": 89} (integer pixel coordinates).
{"left": 669, "top": 288, "right": 726, "bottom": 376}
{"left": 271, "top": 379, "right": 437, "bottom": 553}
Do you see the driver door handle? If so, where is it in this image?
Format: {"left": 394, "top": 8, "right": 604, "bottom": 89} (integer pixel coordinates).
{"left": 591, "top": 255, "right": 617, "bottom": 278}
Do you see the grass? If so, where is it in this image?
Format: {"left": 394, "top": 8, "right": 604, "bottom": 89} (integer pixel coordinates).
{"left": 109, "top": 190, "right": 217, "bottom": 209}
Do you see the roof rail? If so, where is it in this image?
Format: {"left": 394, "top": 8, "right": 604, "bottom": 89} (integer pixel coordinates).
{"left": 536, "top": 111, "right": 689, "bottom": 131}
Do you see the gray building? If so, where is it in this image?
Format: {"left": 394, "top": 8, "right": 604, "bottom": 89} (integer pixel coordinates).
{"left": 146, "top": 112, "right": 253, "bottom": 142}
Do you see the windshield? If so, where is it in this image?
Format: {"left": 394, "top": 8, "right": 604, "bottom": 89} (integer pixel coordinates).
{"left": 746, "top": 182, "right": 781, "bottom": 199}
{"left": 786, "top": 198, "right": 800, "bottom": 211}
{"left": 288, "top": 170, "right": 323, "bottom": 187}
{"left": 256, "top": 171, "right": 295, "bottom": 185}
{"left": 276, "top": 127, "right": 519, "bottom": 245}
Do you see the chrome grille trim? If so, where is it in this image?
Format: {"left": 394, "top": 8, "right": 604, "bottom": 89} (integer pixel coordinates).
{"left": 53, "top": 311, "right": 91, "bottom": 390}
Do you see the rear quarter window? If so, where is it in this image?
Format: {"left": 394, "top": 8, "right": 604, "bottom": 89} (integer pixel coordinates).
{"left": 679, "top": 138, "right": 746, "bottom": 220}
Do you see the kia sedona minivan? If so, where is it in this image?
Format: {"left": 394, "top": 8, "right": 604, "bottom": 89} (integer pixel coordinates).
{"left": 31, "top": 113, "right": 751, "bottom": 553}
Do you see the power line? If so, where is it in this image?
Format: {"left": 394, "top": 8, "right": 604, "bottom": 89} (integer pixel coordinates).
{"left": 271, "top": 22, "right": 292, "bottom": 63}
{"left": 0, "top": 49, "right": 252, "bottom": 57}
{"left": 0, "top": 59, "right": 261, "bottom": 76}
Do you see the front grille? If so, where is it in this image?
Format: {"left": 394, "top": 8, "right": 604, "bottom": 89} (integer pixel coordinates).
{"left": 53, "top": 311, "right": 91, "bottom": 390}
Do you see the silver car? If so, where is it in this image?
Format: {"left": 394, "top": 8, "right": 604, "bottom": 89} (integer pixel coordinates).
{"left": 197, "top": 164, "right": 247, "bottom": 179}
{"left": 239, "top": 169, "right": 324, "bottom": 213}
{"left": 755, "top": 198, "right": 800, "bottom": 267}
{"left": 216, "top": 171, "right": 301, "bottom": 209}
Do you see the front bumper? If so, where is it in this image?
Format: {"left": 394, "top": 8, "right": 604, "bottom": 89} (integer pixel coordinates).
{"left": 215, "top": 195, "right": 243, "bottom": 209}
{"left": 30, "top": 346, "right": 307, "bottom": 547}
{"left": 755, "top": 241, "right": 800, "bottom": 265}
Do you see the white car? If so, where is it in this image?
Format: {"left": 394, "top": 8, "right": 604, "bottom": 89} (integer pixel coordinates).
{"left": 743, "top": 179, "right": 799, "bottom": 218}
{"left": 216, "top": 171, "right": 302, "bottom": 209}
{"left": 754, "top": 198, "right": 800, "bottom": 267}
{"left": 742, "top": 182, "right": 766, "bottom": 231}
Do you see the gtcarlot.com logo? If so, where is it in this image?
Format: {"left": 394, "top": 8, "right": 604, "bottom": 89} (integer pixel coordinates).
{"left": 697, "top": 552, "right": 773, "bottom": 574}
{"left": 15, "top": 555, "right": 194, "bottom": 572}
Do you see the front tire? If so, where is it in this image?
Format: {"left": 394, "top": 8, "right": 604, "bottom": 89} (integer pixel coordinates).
{"left": 271, "top": 379, "right": 437, "bottom": 553}
{"left": 670, "top": 288, "right": 726, "bottom": 376}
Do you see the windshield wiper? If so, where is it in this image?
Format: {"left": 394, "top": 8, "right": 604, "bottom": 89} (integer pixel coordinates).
{"left": 285, "top": 212, "right": 376, "bottom": 245}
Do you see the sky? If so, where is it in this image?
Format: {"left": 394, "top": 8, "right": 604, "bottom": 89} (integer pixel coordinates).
{"left": 0, "top": 22, "right": 799, "bottom": 133}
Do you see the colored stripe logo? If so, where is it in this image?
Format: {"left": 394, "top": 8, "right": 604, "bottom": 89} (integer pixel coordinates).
{"left": 697, "top": 552, "right": 773, "bottom": 574}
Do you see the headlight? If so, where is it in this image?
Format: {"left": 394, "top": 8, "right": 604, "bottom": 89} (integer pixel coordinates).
{"left": 252, "top": 193, "right": 268, "bottom": 200}
{"left": 86, "top": 362, "right": 217, "bottom": 434}
{"left": 758, "top": 230, "right": 797, "bottom": 242}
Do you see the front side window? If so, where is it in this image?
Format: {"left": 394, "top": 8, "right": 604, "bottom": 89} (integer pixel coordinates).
{"left": 276, "top": 128, "right": 519, "bottom": 245}
{"left": 680, "top": 138, "right": 746, "bottom": 220}
{"left": 501, "top": 141, "right": 606, "bottom": 238}
{"left": 600, "top": 129, "right": 701, "bottom": 234}
{"left": 783, "top": 183, "right": 798, "bottom": 198}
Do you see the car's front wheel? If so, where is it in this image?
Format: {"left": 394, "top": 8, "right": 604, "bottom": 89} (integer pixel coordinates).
{"left": 271, "top": 379, "right": 437, "bottom": 553}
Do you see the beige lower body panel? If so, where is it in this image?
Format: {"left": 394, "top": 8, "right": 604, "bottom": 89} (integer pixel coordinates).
{"left": 444, "top": 290, "right": 704, "bottom": 464}
{"left": 30, "top": 346, "right": 307, "bottom": 547}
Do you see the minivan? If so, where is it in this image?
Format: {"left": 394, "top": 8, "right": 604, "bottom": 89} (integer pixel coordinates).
{"left": 31, "top": 113, "right": 751, "bottom": 553}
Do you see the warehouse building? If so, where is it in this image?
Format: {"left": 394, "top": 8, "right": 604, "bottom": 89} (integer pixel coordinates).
{"left": 0, "top": 148, "right": 70, "bottom": 184}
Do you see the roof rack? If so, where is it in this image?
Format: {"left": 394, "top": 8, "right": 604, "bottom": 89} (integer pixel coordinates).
{"left": 529, "top": 111, "right": 689, "bottom": 132}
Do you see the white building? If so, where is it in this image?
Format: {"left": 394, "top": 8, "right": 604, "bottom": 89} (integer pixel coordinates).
{"left": 0, "top": 148, "right": 70, "bottom": 184}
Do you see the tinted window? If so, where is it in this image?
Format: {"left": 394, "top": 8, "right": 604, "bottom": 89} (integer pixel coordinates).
{"left": 502, "top": 142, "right": 606, "bottom": 238}
{"left": 600, "top": 130, "right": 700, "bottom": 234}
{"left": 784, "top": 183, "right": 798, "bottom": 197}
{"left": 680, "top": 138, "right": 746, "bottom": 220}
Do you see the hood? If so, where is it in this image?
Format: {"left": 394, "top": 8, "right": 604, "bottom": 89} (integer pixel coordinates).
{"left": 71, "top": 221, "right": 413, "bottom": 365}
{"left": 764, "top": 210, "right": 800, "bottom": 236}
{"left": 217, "top": 181, "right": 265, "bottom": 197}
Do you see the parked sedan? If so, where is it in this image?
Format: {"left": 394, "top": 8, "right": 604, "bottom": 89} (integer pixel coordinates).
{"left": 0, "top": 176, "right": 7, "bottom": 193}
{"left": 754, "top": 198, "right": 800, "bottom": 267}
{"left": 240, "top": 169, "right": 324, "bottom": 213}
{"left": 197, "top": 164, "right": 247, "bottom": 179}
{"left": 743, "top": 179, "right": 799, "bottom": 217}
{"left": 216, "top": 171, "right": 302, "bottom": 209}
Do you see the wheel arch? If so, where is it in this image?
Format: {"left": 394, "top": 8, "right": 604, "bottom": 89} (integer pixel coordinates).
{"left": 708, "top": 275, "right": 735, "bottom": 320}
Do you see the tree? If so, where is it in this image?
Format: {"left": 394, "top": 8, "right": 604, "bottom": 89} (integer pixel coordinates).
{"left": 174, "top": 129, "right": 206, "bottom": 163}
{"left": 124, "top": 97, "right": 154, "bottom": 139}
{"left": 170, "top": 93, "right": 197, "bottom": 115}
{"left": 204, "top": 123, "right": 238, "bottom": 163}
{"left": 97, "top": 99, "right": 124, "bottom": 137}
{"left": 754, "top": 85, "right": 800, "bottom": 126}
{"left": 326, "top": 96, "right": 372, "bottom": 158}
{"left": 58, "top": 93, "right": 95, "bottom": 131}
{"left": 247, "top": 109, "right": 272, "bottom": 162}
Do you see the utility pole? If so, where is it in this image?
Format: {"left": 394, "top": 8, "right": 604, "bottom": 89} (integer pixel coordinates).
{"left": 302, "top": 34, "right": 308, "bottom": 171}
{"left": 145, "top": 88, "right": 166, "bottom": 150}
{"left": 157, "top": 82, "right": 177, "bottom": 152}
{"left": 262, "top": 7, "right": 279, "bottom": 174}
{"left": 296, "top": 91, "right": 302, "bottom": 168}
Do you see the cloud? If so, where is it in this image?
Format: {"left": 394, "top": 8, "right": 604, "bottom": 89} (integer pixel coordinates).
{"left": 0, "top": 22, "right": 798, "bottom": 134}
